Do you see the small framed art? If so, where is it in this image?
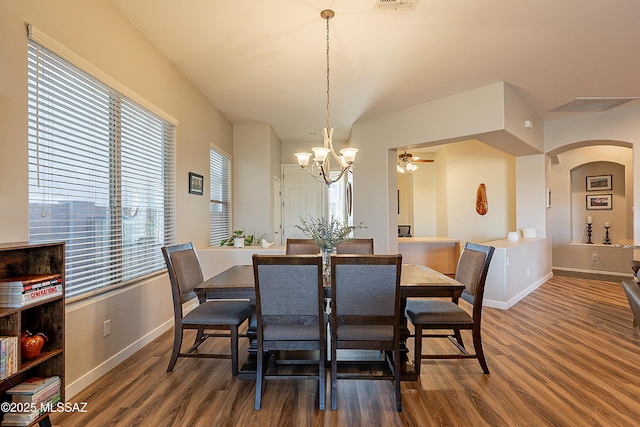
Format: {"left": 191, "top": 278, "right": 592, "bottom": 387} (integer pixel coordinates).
{"left": 189, "top": 172, "right": 204, "bottom": 195}
{"left": 586, "top": 175, "right": 612, "bottom": 191}
{"left": 586, "top": 194, "right": 612, "bottom": 210}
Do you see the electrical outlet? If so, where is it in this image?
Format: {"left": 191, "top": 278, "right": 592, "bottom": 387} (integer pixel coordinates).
{"left": 526, "top": 267, "right": 530, "bottom": 276}
{"left": 103, "top": 319, "right": 111, "bottom": 337}
{"left": 592, "top": 254, "right": 598, "bottom": 261}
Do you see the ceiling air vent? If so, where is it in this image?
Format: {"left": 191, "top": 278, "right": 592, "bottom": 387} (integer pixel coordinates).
{"left": 377, "top": 0, "right": 418, "bottom": 10}
{"left": 550, "top": 97, "right": 640, "bottom": 112}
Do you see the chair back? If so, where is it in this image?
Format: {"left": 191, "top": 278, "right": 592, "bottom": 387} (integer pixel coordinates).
{"left": 162, "top": 243, "right": 204, "bottom": 318}
{"left": 398, "top": 225, "right": 411, "bottom": 237}
{"left": 455, "top": 243, "right": 494, "bottom": 311}
{"left": 286, "top": 239, "right": 320, "bottom": 255}
{"left": 336, "top": 238, "right": 374, "bottom": 254}
{"left": 253, "top": 255, "right": 324, "bottom": 330}
{"left": 331, "top": 254, "right": 402, "bottom": 326}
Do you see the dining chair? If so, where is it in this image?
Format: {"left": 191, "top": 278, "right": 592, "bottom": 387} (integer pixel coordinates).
{"left": 336, "top": 238, "right": 374, "bottom": 254}
{"left": 330, "top": 254, "right": 403, "bottom": 412}
{"left": 405, "top": 242, "right": 494, "bottom": 374}
{"left": 622, "top": 280, "right": 640, "bottom": 328}
{"left": 285, "top": 238, "right": 320, "bottom": 255}
{"left": 252, "top": 254, "right": 327, "bottom": 410}
{"left": 162, "top": 243, "right": 251, "bottom": 374}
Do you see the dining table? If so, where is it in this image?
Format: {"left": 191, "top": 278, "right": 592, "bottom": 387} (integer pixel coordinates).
{"left": 195, "top": 263, "right": 464, "bottom": 381}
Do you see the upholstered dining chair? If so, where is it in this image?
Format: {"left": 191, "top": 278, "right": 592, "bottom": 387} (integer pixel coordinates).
{"left": 336, "top": 238, "right": 374, "bottom": 254}
{"left": 622, "top": 280, "right": 640, "bottom": 328}
{"left": 285, "top": 238, "right": 320, "bottom": 255}
{"left": 162, "top": 243, "right": 251, "bottom": 374}
{"left": 330, "top": 254, "right": 403, "bottom": 412}
{"left": 252, "top": 254, "right": 327, "bottom": 410}
{"left": 405, "top": 242, "right": 494, "bottom": 375}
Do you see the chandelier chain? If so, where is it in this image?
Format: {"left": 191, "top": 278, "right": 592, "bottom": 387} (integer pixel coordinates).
{"left": 326, "top": 14, "right": 330, "bottom": 132}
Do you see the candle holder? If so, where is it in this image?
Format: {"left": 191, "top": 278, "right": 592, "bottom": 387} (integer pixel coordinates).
{"left": 587, "top": 223, "right": 593, "bottom": 244}
{"left": 604, "top": 226, "right": 611, "bottom": 245}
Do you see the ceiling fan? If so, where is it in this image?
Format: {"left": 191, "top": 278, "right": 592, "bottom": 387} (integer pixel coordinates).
{"left": 397, "top": 151, "right": 433, "bottom": 173}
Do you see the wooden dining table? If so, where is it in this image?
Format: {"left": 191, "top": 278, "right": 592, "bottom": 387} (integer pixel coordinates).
{"left": 195, "top": 263, "right": 464, "bottom": 381}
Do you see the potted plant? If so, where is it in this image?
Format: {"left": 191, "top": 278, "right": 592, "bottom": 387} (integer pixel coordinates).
{"left": 295, "top": 216, "right": 364, "bottom": 275}
{"left": 220, "top": 230, "right": 246, "bottom": 248}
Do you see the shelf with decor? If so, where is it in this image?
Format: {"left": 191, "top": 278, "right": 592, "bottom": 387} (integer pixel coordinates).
{"left": 0, "top": 242, "right": 65, "bottom": 427}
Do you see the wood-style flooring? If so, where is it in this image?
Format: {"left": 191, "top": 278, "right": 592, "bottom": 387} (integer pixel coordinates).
{"left": 51, "top": 275, "right": 640, "bottom": 426}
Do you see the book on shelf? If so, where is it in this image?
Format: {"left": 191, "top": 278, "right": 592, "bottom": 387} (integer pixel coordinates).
{"left": 0, "top": 409, "right": 40, "bottom": 426}
{"left": 0, "top": 274, "right": 62, "bottom": 307}
{"left": 0, "top": 274, "right": 61, "bottom": 289}
{"left": 0, "top": 336, "right": 18, "bottom": 380}
{"left": 10, "top": 378, "right": 61, "bottom": 404}
{"left": 6, "top": 376, "right": 60, "bottom": 396}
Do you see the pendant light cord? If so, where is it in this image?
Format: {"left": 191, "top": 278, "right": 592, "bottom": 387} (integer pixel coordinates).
{"left": 325, "top": 14, "right": 331, "bottom": 133}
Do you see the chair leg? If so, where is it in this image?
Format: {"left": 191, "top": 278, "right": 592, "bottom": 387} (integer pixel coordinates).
{"left": 394, "top": 343, "right": 402, "bottom": 412}
{"left": 167, "top": 325, "right": 183, "bottom": 372}
{"left": 194, "top": 327, "right": 205, "bottom": 348}
{"left": 255, "top": 340, "right": 264, "bottom": 410}
{"left": 331, "top": 333, "right": 338, "bottom": 411}
{"left": 634, "top": 318, "right": 638, "bottom": 328}
{"left": 452, "top": 328, "right": 465, "bottom": 348}
{"left": 473, "top": 325, "right": 490, "bottom": 374}
{"left": 318, "top": 347, "right": 326, "bottom": 410}
{"left": 230, "top": 325, "right": 239, "bottom": 376}
{"left": 413, "top": 324, "right": 422, "bottom": 375}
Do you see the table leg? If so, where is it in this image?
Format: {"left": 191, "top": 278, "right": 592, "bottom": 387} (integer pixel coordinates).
{"left": 399, "top": 296, "right": 418, "bottom": 381}
{"left": 238, "top": 303, "right": 258, "bottom": 380}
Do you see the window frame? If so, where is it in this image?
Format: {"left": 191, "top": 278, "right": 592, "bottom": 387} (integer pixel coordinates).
{"left": 27, "top": 26, "right": 177, "bottom": 302}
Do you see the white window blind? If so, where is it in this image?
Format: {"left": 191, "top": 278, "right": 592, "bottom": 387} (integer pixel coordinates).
{"left": 27, "top": 40, "right": 176, "bottom": 300}
{"left": 210, "top": 147, "right": 231, "bottom": 245}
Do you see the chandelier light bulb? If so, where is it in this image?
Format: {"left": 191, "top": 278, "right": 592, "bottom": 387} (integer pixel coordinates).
{"left": 294, "top": 152, "right": 313, "bottom": 167}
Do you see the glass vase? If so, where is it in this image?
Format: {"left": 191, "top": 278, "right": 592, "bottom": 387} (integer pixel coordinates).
{"left": 321, "top": 247, "right": 336, "bottom": 277}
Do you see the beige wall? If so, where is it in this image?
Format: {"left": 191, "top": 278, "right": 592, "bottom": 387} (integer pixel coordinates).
{"left": 0, "top": 0, "right": 232, "bottom": 398}
{"left": 233, "top": 123, "right": 281, "bottom": 241}
{"left": 350, "top": 82, "right": 541, "bottom": 255}
{"left": 398, "top": 141, "right": 516, "bottom": 245}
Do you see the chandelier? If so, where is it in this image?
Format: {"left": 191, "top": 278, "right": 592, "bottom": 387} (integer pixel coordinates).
{"left": 294, "top": 9, "right": 358, "bottom": 186}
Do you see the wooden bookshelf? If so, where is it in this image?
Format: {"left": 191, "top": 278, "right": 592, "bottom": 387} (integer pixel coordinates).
{"left": 0, "top": 242, "right": 65, "bottom": 426}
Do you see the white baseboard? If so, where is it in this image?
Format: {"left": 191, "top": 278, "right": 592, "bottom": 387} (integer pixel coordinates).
{"left": 552, "top": 266, "right": 634, "bottom": 278}
{"left": 65, "top": 318, "right": 173, "bottom": 400}
{"left": 483, "top": 272, "right": 552, "bottom": 310}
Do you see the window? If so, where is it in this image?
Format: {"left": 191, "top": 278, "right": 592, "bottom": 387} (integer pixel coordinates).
{"left": 210, "top": 147, "right": 231, "bottom": 245}
{"left": 27, "top": 38, "right": 176, "bottom": 300}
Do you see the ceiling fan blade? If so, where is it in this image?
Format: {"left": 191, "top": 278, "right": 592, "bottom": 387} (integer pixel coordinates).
{"left": 413, "top": 159, "right": 434, "bottom": 162}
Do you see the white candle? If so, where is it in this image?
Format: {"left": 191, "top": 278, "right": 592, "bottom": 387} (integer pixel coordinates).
{"left": 586, "top": 216, "right": 593, "bottom": 224}
{"left": 604, "top": 222, "right": 610, "bottom": 227}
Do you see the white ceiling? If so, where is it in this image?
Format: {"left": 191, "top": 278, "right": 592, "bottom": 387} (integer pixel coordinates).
{"left": 110, "top": 0, "right": 640, "bottom": 145}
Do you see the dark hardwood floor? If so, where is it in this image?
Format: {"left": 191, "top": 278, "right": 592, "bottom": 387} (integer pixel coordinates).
{"left": 51, "top": 275, "right": 640, "bottom": 426}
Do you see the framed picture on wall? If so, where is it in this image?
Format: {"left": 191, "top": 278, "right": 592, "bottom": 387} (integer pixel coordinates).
{"left": 586, "top": 175, "right": 612, "bottom": 191}
{"left": 189, "top": 172, "right": 204, "bottom": 195}
{"left": 586, "top": 194, "right": 612, "bottom": 210}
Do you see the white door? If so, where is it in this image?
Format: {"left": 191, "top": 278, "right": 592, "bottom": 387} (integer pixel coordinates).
{"left": 272, "top": 175, "right": 282, "bottom": 246}
{"left": 282, "top": 165, "right": 326, "bottom": 240}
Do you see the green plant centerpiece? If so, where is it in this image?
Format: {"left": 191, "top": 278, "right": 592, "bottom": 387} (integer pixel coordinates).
{"left": 295, "top": 216, "right": 364, "bottom": 275}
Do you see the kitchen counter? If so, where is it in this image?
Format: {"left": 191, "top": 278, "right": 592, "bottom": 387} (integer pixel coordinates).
{"left": 398, "top": 237, "right": 460, "bottom": 275}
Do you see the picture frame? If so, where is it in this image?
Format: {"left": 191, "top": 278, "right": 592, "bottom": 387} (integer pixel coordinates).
{"left": 586, "top": 175, "right": 612, "bottom": 191}
{"left": 586, "top": 194, "right": 612, "bottom": 210}
{"left": 189, "top": 172, "right": 204, "bottom": 195}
